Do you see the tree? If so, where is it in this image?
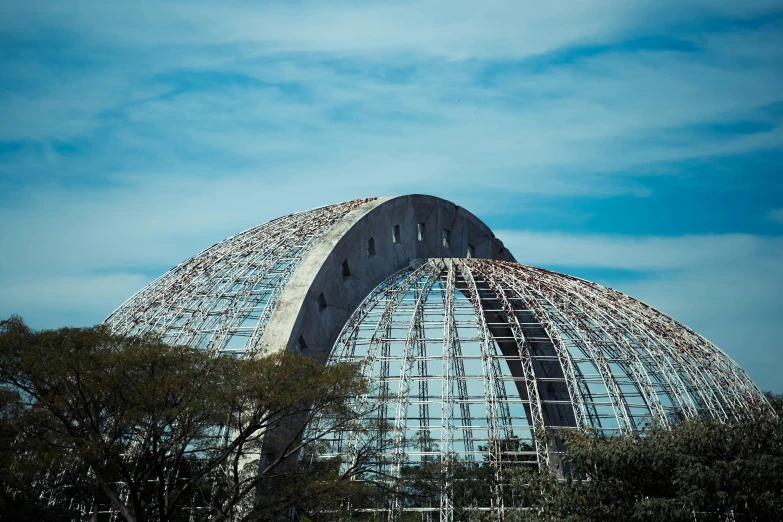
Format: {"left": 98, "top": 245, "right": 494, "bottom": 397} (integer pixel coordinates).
{"left": 765, "top": 391, "right": 783, "bottom": 415}
{"left": 511, "top": 400, "right": 783, "bottom": 522}
{"left": 0, "top": 316, "right": 380, "bottom": 522}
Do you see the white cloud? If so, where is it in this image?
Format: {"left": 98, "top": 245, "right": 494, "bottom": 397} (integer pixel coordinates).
{"left": 2, "top": 8, "right": 780, "bottom": 194}
{"left": 769, "top": 208, "right": 783, "bottom": 224}
{"left": 0, "top": 1, "right": 680, "bottom": 56}
{"left": 0, "top": 0, "right": 781, "bottom": 393}
{"left": 2, "top": 0, "right": 780, "bottom": 58}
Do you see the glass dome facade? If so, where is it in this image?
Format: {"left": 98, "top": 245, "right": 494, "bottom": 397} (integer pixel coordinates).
{"left": 313, "top": 258, "right": 767, "bottom": 475}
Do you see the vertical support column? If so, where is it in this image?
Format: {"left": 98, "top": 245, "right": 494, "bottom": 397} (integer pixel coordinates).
{"left": 458, "top": 261, "right": 506, "bottom": 520}
{"left": 439, "top": 264, "right": 476, "bottom": 462}
{"left": 440, "top": 260, "right": 456, "bottom": 522}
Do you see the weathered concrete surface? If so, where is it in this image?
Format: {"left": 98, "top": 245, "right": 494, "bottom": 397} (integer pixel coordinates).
{"left": 258, "top": 194, "right": 515, "bottom": 360}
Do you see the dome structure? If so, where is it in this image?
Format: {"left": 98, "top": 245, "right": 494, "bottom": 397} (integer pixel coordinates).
{"left": 313, "top": 258, "right": 767, "bottom": 478}
{"left": 105, "top": 195, "right": 513, "bottom": 356}
{"left": 104, "top": 195, "right": 770, "bottom": 520}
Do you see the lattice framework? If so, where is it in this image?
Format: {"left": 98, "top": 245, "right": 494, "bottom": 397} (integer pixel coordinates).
{"left": 314, "top": 258, "right": 770, "bottom": 520}
{"left": 104, "top": 199, "right": 375, "bottom": 354}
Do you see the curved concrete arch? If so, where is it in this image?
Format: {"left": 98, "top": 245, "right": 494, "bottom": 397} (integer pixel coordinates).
{"left": 258, "top": 194, "right": 515, "bottom": 359}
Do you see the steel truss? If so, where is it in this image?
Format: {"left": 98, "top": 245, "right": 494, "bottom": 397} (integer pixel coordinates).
{"left": 311, "top": 259, "right": 771, "bottom": 521}
{"left": 104, "top": 199, "right": 375, "bottom": 355}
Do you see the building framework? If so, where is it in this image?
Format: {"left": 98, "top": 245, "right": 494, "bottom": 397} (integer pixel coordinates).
{"left": 312, "top": 258, "right": 769, "bottom": 520}
{"left": 105, "top": 195, "right": 513, "bottom": 359}
{"left": 105, "top": 198, "right": 376, "bottom": 354}
{"left": 102, "top": 196, "right": 771, "bottom": 521}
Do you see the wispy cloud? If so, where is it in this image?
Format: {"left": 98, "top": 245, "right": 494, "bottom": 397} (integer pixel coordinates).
{"left": 2, "top": 2, "right": 782, "bottom": 161}
{"left": 1, "top": 0, "right": 782, "bottom": 392}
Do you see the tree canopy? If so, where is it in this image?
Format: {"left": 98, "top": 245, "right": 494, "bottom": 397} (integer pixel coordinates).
{"left": 1, "top": 315, "right": 781, "bottom": 521}
{"left": 514, "top": 405, "right": 782, "bottom": 521}
{"left": 0, "top": 316, "right": 378, "bottom": 522}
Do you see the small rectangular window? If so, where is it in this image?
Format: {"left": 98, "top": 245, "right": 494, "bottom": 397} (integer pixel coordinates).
{"left": 317, "top": 292, "right": 327, "bottom": 311}
{"left": 392, "top": 224, "right": 401, "bottom": 244}
{"left": 467, "top": 243, "right": 475, "bottom": 258}
{"left": 442, "top": 228, "right": 451, "bottom": 248}
{"left": 341, "top": 259, "right": 351, "bottom": 278}
{"left": 297, "top": 335, "right": 308, "bottom": 351}
{"left": 367, "top": 237, "right": 376, "bottom": 257}
{"left": 417, "top": 223, "right": 425, "bottom": 242}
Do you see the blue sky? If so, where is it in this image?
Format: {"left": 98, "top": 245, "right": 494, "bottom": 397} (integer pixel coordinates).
{"left": 0, "top": 0, "right": 781, "bottom": 392}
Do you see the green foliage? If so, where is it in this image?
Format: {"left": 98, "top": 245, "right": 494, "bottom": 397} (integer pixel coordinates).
{"left": 515, "top": 405, "right": 783, "bottom": 521}
{"left": 0, "top": 316, "right": 375, "bottom": 522}
{"left": 764, "top": 391, "right": 783, "bottom": 415}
